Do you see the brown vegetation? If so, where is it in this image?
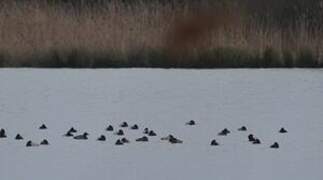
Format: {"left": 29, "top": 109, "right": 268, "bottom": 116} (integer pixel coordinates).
{"left": 0, "top": 0, "right": 322, "bottom": 68}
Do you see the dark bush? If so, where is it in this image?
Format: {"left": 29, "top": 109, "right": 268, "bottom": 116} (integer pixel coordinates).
{"left": 262, "top": 48, "right": 282, "bottom": 67}
{"left": 296, "top": 48, "right": 318, "bottom": 67}
{"left": 282, "top": 50, "right": 294, "bottom": 67}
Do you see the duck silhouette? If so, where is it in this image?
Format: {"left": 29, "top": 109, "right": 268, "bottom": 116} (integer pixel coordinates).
{"left": 143, "top": 128, "right": 149, "bottom": 134}
{"left": 270, "top": 142, "right": 279, "bottom": 148}
{"left": 115, "top": 139, "right": 123, "bottom": 145}
{"left": 169, "top": 135, "right": 183, "bottom": 144}
{"left": 15, "top": 134, "right": 23, "bottom": 140}
{"left": 115, "top": 129, "right": 124, "bottom": 136}
{"left": 97, "top": 135, "right": 106, "bottom": 141}
{"left": 210, "top": 139, "right": 219, "bottom": 146}
{"left": 106, "top": 125, "right": 114, "bottom": 131}
{"left": 248, "top": 134, "right": 256, "bottom": 142}
{"left": 120, "top": 122, "right": 128, "bottom": 128}
{"left": 40, "top": 139, "right": 49, "bottom": 145}
{"left": 0, "top": 129, "right": 7, "bottom": 138}
{"left": 130, "top": 124, "right": 139, "bottom": 130}
{"left": 68, "top": 127, "right": 77, "bottom": 133}
{"left": 161, "top": 134, "right": 174, "bottom": 141}
{"left": 148, "top": 130, "right": 157, "bottom": 136}
{"left": 121, "top": 137, "right": 130, "bottom": 143}
{"left": 218, "top": 128, "right": 230, "bottom": 136}
{"left": 74, "top": 132, "right": 89, "bottom": 140}
{"left": 279, "top": 128, "right": 288, "bottom": 133}
{"left": 39, "top": 124, "right": 47, "bottom": 130}
{"left": 252, "top": 138, "right": 261, "bottom": 144}
{"left": 136, "top": 136, "right": 148, "bottom": 142}
{"left": 64, "top": 131, "right": 74, "bottom": 137}
{"left": 26, "top": 141, "right": 32, "bottom": 147}
{"left": 161, "top": 134, "right": 182, "bottom": 144}
{"left": 186, "top": 120, "right": 196, "bottom": 126}
{"left": 238, "top": 126, "right": 247, "bottom": 131}
{"left": 26, "top": 140, "right": 39, "bottom": 147}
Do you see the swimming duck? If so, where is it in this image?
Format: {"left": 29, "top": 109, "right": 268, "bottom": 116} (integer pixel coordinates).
{"left": 148, "top": 130, "right": 157, "bottom": 136}
{"left": 40, "top": 139, "right": 49, "bottom": 145}
{"left": 238, "top": 126, "right": 247, "bottom": 131}
{"left": 136, "top": 136, "right": 148, "bottom": 142}
{"left": 270, "top": 142, "right": 279, "bottom": 148}
{"left": 64, "top": 131, "right": 74, "bottom": 137}
{"left": 279, "top": 128, "right": 288, "bottom": 133}
{"left": 130, "top": 124, "right": 139, "bottom": 130}
{"left": 121, "top": 137, "right": 130, "bottom": 143}
{"left": 106, "top": 125, "right": 114, "bottom": 131}
{"left": 120, "top": 122, "right": 128, "bottom": 128}
{"left": 69, "top": 127, "right": 77, "bottom": 133}
{"left": 161, "top": 134, "right": 174, "bottom": 141}
{"left": 26, "top": 141, "right": 32, "bottom": 147}
{"left": 74, "top": 132, "right": 89, "bottom": 140}
{"left": 169, "top": 136, "right": 183, "bottom": 144}
{"left": 143, "top": 128, "right": 149, "bottom": 134}
{"left": 97, "top": 135, "right": 106, "bottom": 141}
{"left": 161, "top": 134, "right": 182, "bottom": 144}
{"left": 115, "top": 139, "right": 124, "bottom": 145}
{"left": 0, "top": 129, "right": 7, "bottom": 138}
{"left": 186, "top": 120, "right": 196, "bottom": 126}
{"left": 39, "top": 124, "right": 47, "bottom": 130}
{"left": 15, "top": 134, "right": 23, "bottom": 140}
{"left": 218, "top": 128, "right": 230, "bottom": 136}
{"left": 210, "top": 139, "right": 219, "bottom": 146}
{"left": 26, "top": 140, "right": 39, "bottom": 147}
{"left": 252, "top": 138, "right": 261, "bottom": 144}
{"left": 248, "top": 134, "right": 255, "bottom": 142}
{"left": 115, "top": 129, "right": 124, "bottom": 136}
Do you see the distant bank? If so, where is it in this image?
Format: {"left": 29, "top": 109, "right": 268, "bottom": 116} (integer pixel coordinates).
{"left": 0, "top": 0, "right": 322, "bottom": 68}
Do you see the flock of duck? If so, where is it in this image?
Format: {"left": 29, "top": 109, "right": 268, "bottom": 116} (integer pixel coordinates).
{"left": 0, "top": 120, "right": 286, "bottom": 148}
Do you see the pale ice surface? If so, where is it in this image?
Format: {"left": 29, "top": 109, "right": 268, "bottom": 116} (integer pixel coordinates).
{"left": 0, "top": 68, "right": 323, "bottom": 180}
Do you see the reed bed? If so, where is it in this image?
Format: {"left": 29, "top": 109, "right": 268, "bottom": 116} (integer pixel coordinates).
{"left": 0, "top": 0, "right": 322, "bottom": 68}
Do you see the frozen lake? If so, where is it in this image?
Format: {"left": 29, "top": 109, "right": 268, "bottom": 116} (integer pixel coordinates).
{"left": 0, "top": 68, "right": 323, "bottom": 180}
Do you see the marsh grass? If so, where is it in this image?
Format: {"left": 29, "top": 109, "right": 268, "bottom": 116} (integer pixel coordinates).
{"left": 0, "top": 0, "right": 322, "bottom": 68}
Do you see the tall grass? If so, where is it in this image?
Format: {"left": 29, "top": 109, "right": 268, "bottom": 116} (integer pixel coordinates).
{"left": 0, "top": 0, "right": 322, "bottom": 68}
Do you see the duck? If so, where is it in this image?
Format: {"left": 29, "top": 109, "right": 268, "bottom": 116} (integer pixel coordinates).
{"left": 115, "top": 139, "right": 124, "bottom": 145}
{"left": 130, "top": 124, "right": 139, "bottom": 130}
{"left": 270, "top": 142, "right": 279, "bottom": 148}
{"left": 15, "top": 134, "right": 23, "bottom": 140}
{"left": 143, "top": 128, "right": 149, "bottom": 134}
{"left": 279, "top": 128, "right": 288, "bottom": 133}
{"left": 186, "top": 120, "right": 196, "bottom": 126}
{"left": 238, "top": 126, "right": 247, "bottom": 131}
{"left": 40, "top": 139, "right": 49, "bottom": 145}
{"left": 106, "top": 125, "right": 114, "bottom": 131}
{"left": 248, "top": 134, "right": 256, "bottom": 142}
{"left": 0, "top": 128, "right": 7, "bottom": 138}
{"left": 252, "top": 138, "right": 261, "bottom": 144}
{"left": 120, "top": 122, "right": 128, "bottom": 128}
{"left": 74, "top": 132, "right": 89, "bottom": 140}
{"left": 26, "top": 140, "right": 39, "bottom": 147}
{"left": 115, "top": 129, "right": 124, "bottom": 136}
{"left": 97, "top": 135, "right": 106, "bottom": 141}
{"left": 148, "top": 130, "right": 157, "bottom": 136}
{"left": 218, "top": 128, "right": 230, "bottom": 136}
{"left": 68, "top": 127, "right": 77, "bottom": 133}
{"left": 136, "top": 136, "right": 148, "bottom": 142}
{"left": 161, "top": 134, "right": 174, "bottom": 141}
{"left": 121, "top": 137, "right": 130, "bottom": 143}
{"left": 161, "top": 134, "right": 182, "bottom": 144}
{"left": 64, "top": 131, "right": 74, "bottom": 137}
{"left": 39, "top": 124, "right": 47, "bottom": 130}
{"left": 210, "top": 139, "right": 219, "bottom": 146}
{"left": 169, "top": 136, "right": 183, "bottom": 144}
